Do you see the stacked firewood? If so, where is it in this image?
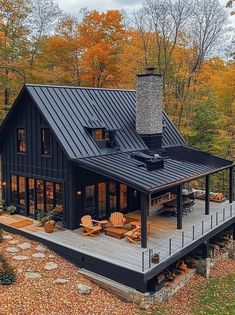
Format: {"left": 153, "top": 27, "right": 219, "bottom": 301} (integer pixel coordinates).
{"left": 209, "top": 233, "right": 232, "bottom": 258}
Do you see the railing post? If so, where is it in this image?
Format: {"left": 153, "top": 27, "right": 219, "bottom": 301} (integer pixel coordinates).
{"left": 211, "top": 215, "right": 213, "bottom": 229}
{"left": 223, "top": 208, "right": 225, "bottom": 221}
{"left": 231, "top": 204, "right": 233, "bottom": 217}
{"left": 149, "top": 249, "right": 152, "bottom": 269}
{"left": 202, "top": 220, "right": 204, "bottom": 235}
{"left": 169, "top": 238, "right": 172, "bottom": 256}
{"left": 182, "top": 231, "right": 184, "bottom": 248}
{"left": 216, "top": 212, "right": 218, "bottom": 225}
{"left": 193, "top": 225, "right": 195, "bottom": 240}
{"left": 142, "top": 251, "right": 145, "bottom": 272}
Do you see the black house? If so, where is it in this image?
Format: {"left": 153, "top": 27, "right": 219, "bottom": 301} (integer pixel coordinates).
{"left": 0, "top": 71, "right": 233, "bottom": 244}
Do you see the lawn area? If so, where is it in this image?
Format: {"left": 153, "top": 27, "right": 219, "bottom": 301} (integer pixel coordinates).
{"left": 149, "top": 259, "right": 235, "bottom": 315}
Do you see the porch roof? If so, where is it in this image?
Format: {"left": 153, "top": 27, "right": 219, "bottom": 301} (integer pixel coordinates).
{"left": 75, "top": 146, "right": 233, "bottom": 194}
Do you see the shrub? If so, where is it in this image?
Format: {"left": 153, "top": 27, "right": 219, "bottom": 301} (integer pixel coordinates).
{"left": 6, "top": 205, "right": 17, "bottom": 215}
{"left": 0, "top": 253, "right": 16, "bottom": 285}
{"left": 0, "top": 228, "right": 3, "bottom": 243}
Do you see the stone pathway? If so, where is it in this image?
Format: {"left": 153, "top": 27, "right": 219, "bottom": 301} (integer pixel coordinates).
{"left": 53, "top": 278, "right": 69, "bottom": 284}
{"left": 32, "top": 253, "right": 46, "bottom": 259}
{"left": 13, "top": 255, "right": 29, "bottom": 261}
{"left": 3, "top": 234, "right": 13, "bottom": 240}
{"left": 44, "top": 262, "right": 58, "bottom": 270}
{"left": 18, "top": 242, "right": 31, "bottom": 250}
{"left": 8, "top": 240, "right": 19, "bottom": 245}
{"left": 24, "top": 271, "right": 42, "bottom": 279}
{"left": 35, "top": 245, "right": 46, "bottom": 252}
{"left": 6, "top": 247, "right": 19, "bottom": 253}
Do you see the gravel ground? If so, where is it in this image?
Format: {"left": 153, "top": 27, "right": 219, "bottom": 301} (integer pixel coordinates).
{"left": 0, "top": 231, "right": 140, "bottom": 315}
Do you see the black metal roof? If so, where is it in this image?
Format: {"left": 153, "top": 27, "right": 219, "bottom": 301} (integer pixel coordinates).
{"left": 75, "top": 146, "right": 233, "bottom": 193}
{"left": 25, "top": 84, "right": 186, "bottom": 159}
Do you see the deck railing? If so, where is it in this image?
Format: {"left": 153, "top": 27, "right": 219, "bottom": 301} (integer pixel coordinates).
{"left": 141, "top": 201, "right": 235, "bottom": 272}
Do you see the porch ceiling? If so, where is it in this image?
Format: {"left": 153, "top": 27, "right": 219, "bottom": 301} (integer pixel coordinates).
{"left": 74, "top": 146, "right": 233, "bottom": 194}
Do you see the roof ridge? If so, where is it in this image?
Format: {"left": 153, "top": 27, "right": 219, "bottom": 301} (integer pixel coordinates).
{"left": 25, "top": 83, "right": 135, "bottom": 92}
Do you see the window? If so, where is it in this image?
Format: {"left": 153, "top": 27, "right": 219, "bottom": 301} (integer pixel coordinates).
{"left": 18, "top": 176, "right": 26, "bottom": 206}
{"left": 41, "top": 128, "right": 51, "bottom": 155}
{"left": 109, "top": 182, "right": 117, "bottom": 212}
{"left": 94, "top": 129, "right": 110, "bottom": 141}
{"left": 17, "top": 128, "right": 26, "bottom": 153}
{"left": 37, "top": 180, "right": 44, "bottom": 211}
{"left": 28, "top": 178, "right": 35, "bottom": 216}
{"left": 55, "top": 183, "right": 63, "bottom": 214}
{"left": 120, "top": 184, "right": 128, "bottom": 211}
{"left": 98, "top": 183, "right": 106, "bottom": 218}
{"left": 11, "top": 175, "right": 18, "bottom": 204}
{"left": 45, "top": 181, "right": 54, "bottom": 211}
{"left": 85, "top": 185, "right": 96, "bottom": 211}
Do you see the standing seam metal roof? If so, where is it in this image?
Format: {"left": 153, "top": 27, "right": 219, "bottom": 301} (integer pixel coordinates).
{"left": 25, "top": 84, "right": 186, "bottom": 159}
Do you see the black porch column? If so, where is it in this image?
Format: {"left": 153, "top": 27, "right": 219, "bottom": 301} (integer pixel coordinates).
{"left": 205, "top": 175, "right": 210, "bottom": 215}
{"left": 140, "top": 192, "right": 148, "bottom": 249}
{"left": 202, "top": 240, "right": 210, "bottom": 259}
{"left": 229, "top": 166, "right": 234, "bottom": 204}
{"left": 177, "top": 184, "right": 182, "bottom": 230}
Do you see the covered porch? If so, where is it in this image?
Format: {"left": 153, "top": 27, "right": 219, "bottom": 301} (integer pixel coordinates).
{"left": 76, "top": 146, "right": 234, "bottom": 249}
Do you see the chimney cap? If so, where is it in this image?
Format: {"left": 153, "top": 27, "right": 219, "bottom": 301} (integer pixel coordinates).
{"left": 137, "top": 67, "right": 162, "bottom": 77}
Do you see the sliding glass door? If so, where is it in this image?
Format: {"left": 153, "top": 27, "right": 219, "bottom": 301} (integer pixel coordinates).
{"left": 28, "top": 178, "right": 35, "bottom": 217}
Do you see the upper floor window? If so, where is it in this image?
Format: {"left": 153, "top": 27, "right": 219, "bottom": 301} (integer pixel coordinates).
{"left": 94, "top": 129, "right": 109, "bottom": 141}
{"left": 41, "top": 128, "right": 51, "bottom": 155}
{"left": 17, "top": 128, "right": 26, "bottom": 153}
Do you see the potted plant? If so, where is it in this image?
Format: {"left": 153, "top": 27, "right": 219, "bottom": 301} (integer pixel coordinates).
{"left": 34, "top": 210, "right": 47, "bottom": 227}
{"left": 0, "top": 199, "right": 6, "bottom": 215}
{"left": 44, "top": 209, "right": 56, "bottom": 233}
{"left": 6, "top": 205, "right": 16, "bottom": 215}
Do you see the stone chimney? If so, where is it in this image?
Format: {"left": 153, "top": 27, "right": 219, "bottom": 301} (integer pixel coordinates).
{"left": 136, "top": 68, "right": 163, "bottom": 150}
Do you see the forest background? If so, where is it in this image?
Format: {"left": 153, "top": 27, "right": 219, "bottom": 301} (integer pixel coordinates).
{"left": 0, "top": 0, "right": 235, "bottom": 166}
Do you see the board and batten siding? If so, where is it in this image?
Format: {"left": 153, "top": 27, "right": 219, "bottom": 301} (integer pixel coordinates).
{"left": 0, "top": 91, "right": 77, "bottom": 229}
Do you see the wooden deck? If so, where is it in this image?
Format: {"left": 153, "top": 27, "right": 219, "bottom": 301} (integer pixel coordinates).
{"left": 0, "top": 200, "right": 235, "bottom": 277}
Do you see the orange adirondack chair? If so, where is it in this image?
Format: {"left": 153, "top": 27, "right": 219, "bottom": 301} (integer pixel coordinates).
{"left": 80, "top": 215, "right": 102, "bottom": 236}
{"left": 110, "top": 212, "right": 126, "bottom": 228}
{"left": 124, "top": 225, "right": 141, "bottom": 244}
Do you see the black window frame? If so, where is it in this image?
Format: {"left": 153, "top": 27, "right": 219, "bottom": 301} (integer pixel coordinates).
{"left": 41, "top": 128, "right": 51, "bottom": 156}
{"left": 17, "top": 128, "right": 26, "bottom": 153}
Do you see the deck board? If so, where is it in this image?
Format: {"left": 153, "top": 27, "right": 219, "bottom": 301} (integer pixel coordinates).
{"left": 0, "top": 199, "right": 234, "bottom": 274}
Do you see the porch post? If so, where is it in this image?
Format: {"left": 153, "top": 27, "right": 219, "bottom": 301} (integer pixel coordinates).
{"left": 140, "top": 192, "right": 148, "bottom": 249}
{"left": 202, "top": 240, "right": 210, "bottom": 259}
{"left": 177, "top": 184, "right": 182, "bottom": 229}
{"left": 205, "top": 175, "right": 210, "bottom": 215}
{"left": 229, "top": 166, "right": 234, "bottom": 204}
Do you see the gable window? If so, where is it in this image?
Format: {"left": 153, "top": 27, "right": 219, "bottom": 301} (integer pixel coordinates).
{"left": 94, "top": 129, "right": 110, "bottom": 141}
{"left": 10, "top": 175, "right": 18, "bottom": 204}
{"left": 41, "top": 128, "right": 51, "bottom": 155}
{"left": 17, "top": 128, "right": 26, "bottom": 153}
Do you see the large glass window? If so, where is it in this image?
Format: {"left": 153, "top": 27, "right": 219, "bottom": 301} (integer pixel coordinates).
{"left": 37, "top": 180, "right": 44, "bottom": 211}
{"left": 10, "top": 175, "right": 18, "bottom": 204}
{"left": 98, "top": 183, "right": 106, "bottom": 218}
{"left": 120, "top": 184, "right": 128, "bottom": 211}
{"left": 85, "top": 185, "right": 96, "bottom": 212}
{"left": 28, "top": 178, "right": 35, "bottom": 216}
{"left": 18, "top": 176, "right": 26, "bottom": 206}
{"left": 109, "top": 182, "right": 117, "bottom": 212}
{"left": 41, "top": 128, "right": 51, "bottom": 155}
{"left": 46, "top": 181, "right": 54, "bottom": 211}
{"left": 55, "top": 183, "right": 63, "bottom": 215}
{"left": 17, "top": 128, "right": 26, "bottom": 153}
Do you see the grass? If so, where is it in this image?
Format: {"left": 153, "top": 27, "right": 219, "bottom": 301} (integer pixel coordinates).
{"left": 192, "top": 274, "right": 235, "bottom": 315}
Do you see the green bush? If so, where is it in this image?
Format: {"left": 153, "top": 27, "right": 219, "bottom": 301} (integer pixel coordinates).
{"left": 0, "top": 228, "right": 3, "bottom": 243}
{"left": 6, "top": 205, "right": 17, "bottom": 215}
{"left": 0, "top": 253, "right": 16, "bottom": 285}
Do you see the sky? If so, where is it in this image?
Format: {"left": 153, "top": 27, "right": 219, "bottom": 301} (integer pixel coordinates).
{"left": 55, "top": 0, "right": 234, "bottom": 25}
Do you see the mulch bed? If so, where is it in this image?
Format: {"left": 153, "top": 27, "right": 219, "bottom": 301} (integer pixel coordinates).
{"left": 0, "top": 231, "right": 140, "bottom": 315}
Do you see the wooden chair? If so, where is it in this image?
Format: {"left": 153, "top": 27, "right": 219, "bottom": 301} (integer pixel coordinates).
{"left": 110, "top": 212, "right": 126, "bottom": 227}
{"left": 80, "top": 215, "right": 102, "bottom": 236}
{"left": 124, "top": 225, "right": 141, "bottom": 244}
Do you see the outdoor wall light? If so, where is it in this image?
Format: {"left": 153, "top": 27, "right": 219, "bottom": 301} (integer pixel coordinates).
{"left": 2, "top": 182, "right": 6, "bottom": 187}
{"left": 133, "top": 190, "right": 137, "bottom": 197}
{"left": 76, "top": 191, "right": 82, "bottom": 196}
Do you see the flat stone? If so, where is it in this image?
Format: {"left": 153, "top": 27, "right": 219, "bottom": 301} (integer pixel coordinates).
{"left": 53, "top": 278, "right": 69, "bottom": 285}
{"left": 13, "top": 255, "right": 29, "bottom": 261}
{"left": 76, "top": 283, "right": 92, "bottom": 295}
{"left": 44, "top": 262, "right": 58, "bottom": 271}
{"left": 3, "top": 235, "right": 13, "bottom": 240}
{"left": 25, "top": 271, "right": 42, "bottom": 279}
{"left": 139, "top": 302, "right": 151, "bottom": 310}
{"left": 18, "top": 242, "right": 31, "bottom": 250}
{"left": 32, "top": 253, "right": 46, "bottom": 259}
{"left": 8, "top": 240, "right": 19, "bottom": 245}
{"left": 35, "top": 245, "right": 46, "bottom": 252}
{"left": 6, "top": 247, "right": 19, "bottom": 253}
{"left": 48, "top": 255, "right": 55, "bottom": 258}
